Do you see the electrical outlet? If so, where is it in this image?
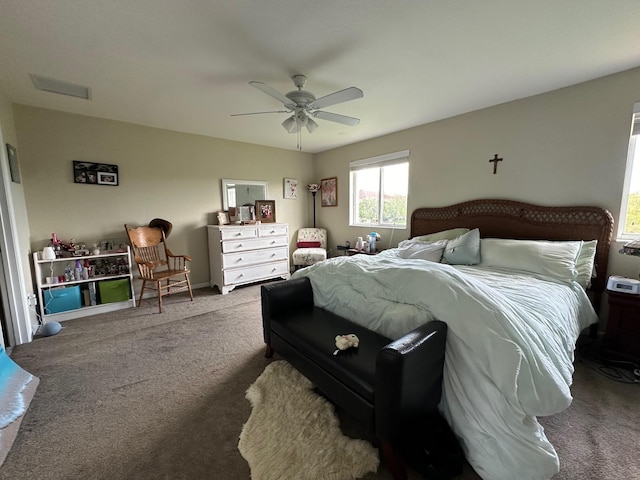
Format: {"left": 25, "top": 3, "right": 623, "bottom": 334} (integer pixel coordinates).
{"left": 27, "top": 293, "right": 37, "bottom": 307}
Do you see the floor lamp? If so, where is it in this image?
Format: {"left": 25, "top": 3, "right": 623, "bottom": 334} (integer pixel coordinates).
{"left": 307, "top": 183, "right": 320, "bottom": 228}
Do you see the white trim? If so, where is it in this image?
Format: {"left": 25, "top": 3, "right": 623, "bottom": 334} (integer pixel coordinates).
{"left": 349, "top": 149, "right": 410, "bottom": 169}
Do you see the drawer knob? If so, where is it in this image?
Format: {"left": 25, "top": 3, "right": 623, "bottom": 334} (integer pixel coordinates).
{"left": 237, "top": 257, "right": 243, "bottom": 262}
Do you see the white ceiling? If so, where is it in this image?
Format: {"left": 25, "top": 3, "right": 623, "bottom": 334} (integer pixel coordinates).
{"left": 1, "top": 1, "right": 640, "bottom": 153}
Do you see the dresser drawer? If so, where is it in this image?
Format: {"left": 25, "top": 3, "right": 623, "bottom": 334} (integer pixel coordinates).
{"left": 223, "top": 260, "right": 290, "bottom": 285}
{"left": 222, "top": 236, "right": 288, "bottom": 253}
{"left": 219, "top": 226, "right": 258, "bottom": 240}
{"left": 222, "top": 247, "right": 289, "bottom": 269}
{"left": 259, "top": 224, "right": 289, "bottom": 237}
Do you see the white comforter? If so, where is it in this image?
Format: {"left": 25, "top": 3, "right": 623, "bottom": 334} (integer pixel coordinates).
{"left": 291, "top": 250, "right": 598, "bottom": 480}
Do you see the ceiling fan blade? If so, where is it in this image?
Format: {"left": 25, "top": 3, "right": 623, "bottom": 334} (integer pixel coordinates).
{"left": 249, "top": 81, "right": 295, "bottom": 108}
{"left": 311, "top": 86, "right": 363, "bottom": 109}
{"left": 230, "top": 110, "right": 289, "bottom": 117}
{"left": 313, "top": 110, "right": 360, "bottom": 126}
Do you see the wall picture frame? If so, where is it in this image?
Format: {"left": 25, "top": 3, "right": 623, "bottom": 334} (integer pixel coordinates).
{"left": 97, "top": 171, "right": 118, "bottom": 186}
{"left": 255, "top": 200, "right": 276, "bottom": 223}
{"left": 320, "top": 177, "right": 338, "bottom": 207}
{"left": 6, "top": 144, "right": 20, "bottom": 184}
{"left": 284, "top": 178, "right": 298, "bottom": 199}
{"left": 73, "top": 161, "right": 119, "bottom": 186}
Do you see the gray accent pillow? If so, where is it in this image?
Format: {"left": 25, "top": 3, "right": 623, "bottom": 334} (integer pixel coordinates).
{"left": 442, "top": 228, "right": 481, "bottom": 265}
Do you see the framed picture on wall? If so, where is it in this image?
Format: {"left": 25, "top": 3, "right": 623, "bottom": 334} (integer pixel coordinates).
{"left": 73, "top": 161, "right": 119, "bottom": 186}
{"left": 284, "top": 178, "right": 298, "bottom": 199}
{"left": 320, "top": 177, "right": 337, "bottom": 207}
{"left": 6, "top": 144, "right": 21, "bottom": 184}
{"left": 255, "top": 200, "right": 276, "bottom": 223}
{"left": 97, "top": 171, "right": 118, "bottom": 186}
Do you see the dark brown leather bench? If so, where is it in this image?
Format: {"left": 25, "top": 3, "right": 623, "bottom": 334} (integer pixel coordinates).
{"left": 261, "top": 277, "right": 447, "bottom": 480}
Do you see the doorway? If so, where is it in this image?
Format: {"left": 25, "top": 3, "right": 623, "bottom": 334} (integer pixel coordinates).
{"left": 0, "top": 125, "right": 31, "bottom": 347}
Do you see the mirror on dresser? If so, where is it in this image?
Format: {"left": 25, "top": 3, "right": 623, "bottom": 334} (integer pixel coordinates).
{"left": 221, "top": 179, "right": 268, "bottom": 210}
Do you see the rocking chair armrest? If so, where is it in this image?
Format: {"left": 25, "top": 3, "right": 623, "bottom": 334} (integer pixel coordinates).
{"left": 165, "top": 248, "right": 191, "bottom": 262}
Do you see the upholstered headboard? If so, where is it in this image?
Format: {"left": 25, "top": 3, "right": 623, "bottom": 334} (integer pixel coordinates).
{"left": 410, "top": 199, "right": 614, "bottom": 310}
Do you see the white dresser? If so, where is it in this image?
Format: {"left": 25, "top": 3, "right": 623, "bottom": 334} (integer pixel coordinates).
{"left": 207, "top": 223, "right": 291, "bottom": 294}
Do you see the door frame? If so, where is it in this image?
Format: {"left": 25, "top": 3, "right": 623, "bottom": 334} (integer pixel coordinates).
{"left": 0, "top": 126, "right": 32, "bottom": 347}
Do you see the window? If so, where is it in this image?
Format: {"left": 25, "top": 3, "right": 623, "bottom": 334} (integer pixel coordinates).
{"left": 350, "top": 150, "right": 409, "bottom": 227}
{"left": 619, "top": 103, "right": 640, "bottom": 238}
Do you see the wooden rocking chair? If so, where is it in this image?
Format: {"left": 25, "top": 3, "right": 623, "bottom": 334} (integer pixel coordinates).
{"left": 124, "top": 224, "right": 193, "bottom": 313}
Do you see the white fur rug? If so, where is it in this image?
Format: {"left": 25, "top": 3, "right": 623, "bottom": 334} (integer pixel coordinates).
{"left": 238, "top": 361, "right": 379, "bottom": 480}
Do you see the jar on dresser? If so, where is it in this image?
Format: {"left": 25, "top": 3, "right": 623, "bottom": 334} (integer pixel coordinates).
{"left": 207, "top": 223, "right": 291, "bottom": 295}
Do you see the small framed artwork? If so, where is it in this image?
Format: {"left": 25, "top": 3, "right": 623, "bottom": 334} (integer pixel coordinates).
{"left": 217, "top": 211, "right": 230, "bottom": 225}
{"left": 73, "top": 161, "right": 119, "bottom": 186}
{"left": 97, "top": 171, "right": 118, "bottom": 186}
{"left": 6, "top": 144, "right": 20, "bottom": 183}
{"left": 284, "top": 178, "right": 298, "bottom": 199}
{"left": 320, "top": 177, "right": 338, "bottom": 207}
{"left": 255, "top": 200, "right": 276, "bottom": 223}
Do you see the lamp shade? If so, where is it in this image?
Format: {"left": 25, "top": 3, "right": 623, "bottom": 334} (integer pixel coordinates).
{"left": 282, "top": 116, "right": 297, "bottom": 133}
{"left": 306, "top": 118, "right": 318, "bottom": 133}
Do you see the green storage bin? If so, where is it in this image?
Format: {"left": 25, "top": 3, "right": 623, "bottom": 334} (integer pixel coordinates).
{"left": 98, "top": 278, "right": 131, "bottom": 304}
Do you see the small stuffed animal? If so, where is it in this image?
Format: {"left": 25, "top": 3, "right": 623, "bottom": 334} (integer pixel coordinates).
{"left": 333, "top": 333, "right": 360, "bottom": 355}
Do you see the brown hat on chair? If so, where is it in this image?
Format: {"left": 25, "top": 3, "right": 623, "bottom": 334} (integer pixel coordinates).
{"left": 148, "top": 218, "right": 173, "bottom": 238}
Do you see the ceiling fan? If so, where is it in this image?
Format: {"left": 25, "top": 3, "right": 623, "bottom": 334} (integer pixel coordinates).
{"left": 232, "top": 75, "right": 363, "bottom": 138}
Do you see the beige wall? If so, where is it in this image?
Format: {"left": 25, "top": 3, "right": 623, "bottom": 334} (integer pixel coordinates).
{"left": 11, "top": 66, "right": 640, "bottom": 331}
{"left": 14, "top": 106, "right": 313, "bottom": 290}
{"left": 315, "top": 67, "right": 640, "bottom": 283}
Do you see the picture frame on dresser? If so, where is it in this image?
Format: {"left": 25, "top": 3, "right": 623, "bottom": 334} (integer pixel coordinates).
{"left": 255, "top": 200, "right": 276, "bottom": 223}
{"left": 217, "top": 211, "right": 230, "bottom": 225}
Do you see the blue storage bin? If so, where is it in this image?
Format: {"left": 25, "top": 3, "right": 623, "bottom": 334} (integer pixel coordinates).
{"left": 44, "top": 285, "right": 82, "bottom": 314}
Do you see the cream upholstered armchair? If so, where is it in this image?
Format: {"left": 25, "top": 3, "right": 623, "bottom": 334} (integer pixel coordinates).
{"left": 292, "top": 228, "right": 327, "bottom": 269}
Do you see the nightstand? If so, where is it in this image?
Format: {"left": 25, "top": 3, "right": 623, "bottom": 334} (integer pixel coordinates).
{"left": 603, "top": 291, "right": 640, "bottom": 364}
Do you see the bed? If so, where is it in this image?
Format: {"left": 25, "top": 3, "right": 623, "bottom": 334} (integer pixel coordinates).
{"left": 291, "top": 198, "right": 613, "bottom": 480}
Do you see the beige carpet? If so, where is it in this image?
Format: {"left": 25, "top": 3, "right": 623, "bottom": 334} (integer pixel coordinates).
{"left": 238, "top": 361, "right": 379, "bottom": 480}
{"left": 0, "top": 283, "right": 638, "bottom": 479}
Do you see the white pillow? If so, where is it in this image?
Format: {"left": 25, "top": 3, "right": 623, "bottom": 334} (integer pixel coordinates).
{"left": 397, "top": 239, "right": 447, "bottom": 262}
{"left": 441, "top": 228, "right": 481, "bottom": 265}
{"left": 575, "top": 240, "right": 598, "bottom": 288}
{"left": 480, "top": 238, "right": 582, "bottom": 282}
{"left": 412, "top": 228, "right": 470, "bottom": 243}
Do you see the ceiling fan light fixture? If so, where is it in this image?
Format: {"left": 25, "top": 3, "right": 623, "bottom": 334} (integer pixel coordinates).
{"left": 306, "top": 117, "right": 318, "bottom": 133}
{"left": 282, "top": 115, "right": 297, "bottom": 133}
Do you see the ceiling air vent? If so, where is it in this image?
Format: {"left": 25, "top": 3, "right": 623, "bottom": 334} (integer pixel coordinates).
{"left": 30, "top": 74, "right": 90, "bottom": 100}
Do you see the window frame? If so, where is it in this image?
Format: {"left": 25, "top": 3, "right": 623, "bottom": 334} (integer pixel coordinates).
{"left": 349, "top": 150, "right": 409, "bottom": 228}
{"left": 618, "top": 102, "right": 640, "bottom": 240}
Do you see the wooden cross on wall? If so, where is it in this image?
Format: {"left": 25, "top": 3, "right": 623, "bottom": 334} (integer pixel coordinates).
{"left": 489, "top": 154, "right": 503, "bottom": 174}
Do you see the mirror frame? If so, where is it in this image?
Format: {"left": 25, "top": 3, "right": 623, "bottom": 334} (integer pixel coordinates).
{"left": 221, "top": 179, "right": 269, "bottom": 210}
